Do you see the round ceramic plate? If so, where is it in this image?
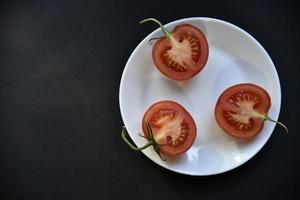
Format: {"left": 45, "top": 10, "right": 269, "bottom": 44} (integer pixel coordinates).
{"left": 119, "top": 17, "right": 281, "bottom": 176}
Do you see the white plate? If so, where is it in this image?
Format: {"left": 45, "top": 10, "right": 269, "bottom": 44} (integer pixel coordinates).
{"left": 119, "top": 17, "right": 281, "bottom": 176}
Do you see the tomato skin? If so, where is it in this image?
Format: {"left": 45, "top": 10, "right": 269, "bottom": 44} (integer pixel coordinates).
{"left": 142, "top": 101, "right": 197, "bottom": 156}
{"left": 152, "top": 24, "right": 209, "bottom": 81}
{"left": 215, "top": 83, "right": 271, "bottom": 139}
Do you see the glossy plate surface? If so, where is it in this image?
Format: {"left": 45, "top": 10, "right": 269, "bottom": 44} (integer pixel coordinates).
{"left": 119, "top": 17, "right": 281, "bottom": 175}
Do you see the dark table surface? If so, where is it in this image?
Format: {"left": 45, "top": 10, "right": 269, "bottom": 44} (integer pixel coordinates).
{"left": 1, "top": 0, "right": 299, "bottom": 199}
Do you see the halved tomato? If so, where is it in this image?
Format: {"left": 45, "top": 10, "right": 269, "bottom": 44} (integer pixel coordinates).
{"left": 141, "top": 18, "right": 209, "bottom": 81}
{"left": 142, "top": 100, "right": 196, "bottom": 156}
{"left": 215, "top": 83, "right": 271, "bottom": 139}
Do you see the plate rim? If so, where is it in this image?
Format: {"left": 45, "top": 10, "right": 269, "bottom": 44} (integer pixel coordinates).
{"left": 119, "top": 17, "right": 281, "bottom": 176}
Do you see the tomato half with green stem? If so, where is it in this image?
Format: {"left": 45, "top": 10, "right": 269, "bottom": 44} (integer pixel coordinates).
{"left": 140, "top": 18, "right": 209, "bottom": 81}
{"left": 215, "top": 83, "right": 288, "bottom": 139}
{"left": 122, "top": 101, "right": 197, "bottom": 159}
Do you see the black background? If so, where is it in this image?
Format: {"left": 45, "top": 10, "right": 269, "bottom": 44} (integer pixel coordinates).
{"left": 1, "top": 0, "right": 299, "bottom": 199}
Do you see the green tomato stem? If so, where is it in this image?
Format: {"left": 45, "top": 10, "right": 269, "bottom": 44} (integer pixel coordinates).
{"left": 247, "top": 111, "right": 288, "bottom": 133}
{"left": 121, "top": 127, "right": 154, "bottom": 151}
{"left": 139, "top": 18, "right": 180, "bottom": 48}
{"left": 139, "top": 18, "right": 172, "bottom": 37}
{"left": 264, "top": 115, "right": 288, "bottom": 133}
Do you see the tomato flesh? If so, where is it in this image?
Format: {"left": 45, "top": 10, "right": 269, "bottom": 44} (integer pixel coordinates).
{"left": 162, "top": 35, "right": 201, "bottom": 72}
{"left": 215, "top": 84, "right": 271, "bottom": 139}
{"left": 142, "top": 101, "right": 196, "bottom": 156}
{"left": 152, "top": 24, "right": 209, "bottom": 81}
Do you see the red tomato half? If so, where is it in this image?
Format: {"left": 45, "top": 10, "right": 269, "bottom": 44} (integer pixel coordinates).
{"left": 142, "top": 101, "right": 197, "bottom": 156}
{"left": 215, "top": 83, "right": 271, "bottom": 139}
{"left": 152, "top": 24, "right": 209, "bottom": 81}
